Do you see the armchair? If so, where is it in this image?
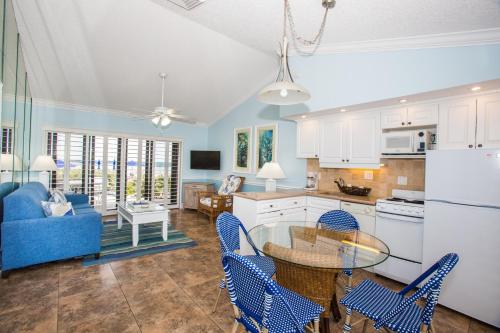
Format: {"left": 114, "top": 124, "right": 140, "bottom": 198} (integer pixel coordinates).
{"left": 197, "top": 175, "right": 245, "bottom": 224}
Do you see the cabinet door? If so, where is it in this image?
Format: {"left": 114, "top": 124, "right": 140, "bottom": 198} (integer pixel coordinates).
{"left": 319, "top": 117, "right": 345, "bottom": 163}
{"left": 381, "top": 107, "right": 407, "bottom": 129}
{"left": 438, "top": 98, "right": 477, "bottom": 150}
{"left": 306, "top": 207, "right": 327, "bottom": 224}
{"left": 407, "top": 104, "right": 438, "bottom": 127}
{"left": 256, "top": 211, "right": 282, "bottom": 226}
{"left": 346, "top": 112, "right": 381, "bottom": 164}
{"left": 476, "top": 93, "right": 500, "bottom": 149}
{"left": 296, "top": 119, "right": 320, "bottom": 158}
{"left": 281, "top": 207, "right": 307, "bottom": 222}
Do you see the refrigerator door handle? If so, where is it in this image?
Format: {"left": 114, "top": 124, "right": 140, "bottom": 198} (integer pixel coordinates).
{"left": 425, "top": 199, "right": 500, "bottom": 210}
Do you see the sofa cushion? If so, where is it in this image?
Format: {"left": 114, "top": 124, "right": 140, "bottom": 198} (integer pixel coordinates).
{"left": 3, "top": 182, "right": 49, "bottom": 221}
{"left": 74, "top": 206, "right": 96, "bottom": 215}
{"left": 49, "top": 189, "right": 67, "bottom": 203}
{"left": 41, "top": 201, "right": 75, "bottom": 217}
{"left": 0, "top": 182, "right": 19, "bottom": 223}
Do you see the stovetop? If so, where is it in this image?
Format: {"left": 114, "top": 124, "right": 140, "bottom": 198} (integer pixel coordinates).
{"left": 385, "top": 197, "right": 425, "bottom": 205}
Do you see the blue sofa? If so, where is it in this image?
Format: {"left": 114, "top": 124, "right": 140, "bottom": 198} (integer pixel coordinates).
{"left": 1, "top": 182, "right": 102, "bottom": 276}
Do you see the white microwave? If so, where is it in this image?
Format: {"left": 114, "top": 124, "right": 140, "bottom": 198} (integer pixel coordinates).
{"left": 381, "top": 130, "right": 431, "bottom": 156}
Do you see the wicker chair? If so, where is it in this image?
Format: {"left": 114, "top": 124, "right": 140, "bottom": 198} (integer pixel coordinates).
{"left": 340, "top": 253, "right": 459, "bottom": 333}
{"left": 222, "top": 252, "right": 324, "bottom": 333}
{"left": 197, "top": 175, "right": 245, "bottom": 224}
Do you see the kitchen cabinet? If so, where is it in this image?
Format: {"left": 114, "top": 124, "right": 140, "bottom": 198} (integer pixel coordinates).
{"left": 319, "top": 116, "right": 345, "bottom": 164}
{"left": 476, "top": 93, "right": 500, "bottom": 149}
{"left": 296, "top": 119, "right": 320, "bottom": 158}
{"left": 319, "top": 111, "right": 380, "bottom": 169}
{"left": 438, "top": 93, "right": 500, "bottom": 150}
{"left": 381, "top": 104, "right": 438, "bottom": 129}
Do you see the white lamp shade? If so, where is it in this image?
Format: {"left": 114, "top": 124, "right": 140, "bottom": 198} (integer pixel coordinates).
{"left": 257, "top": 162, "right": 286, "bottom": 179}
{"left": 257, "top": 81, "right": 310, "bottom": 106}
{"left": 0, "top": 154, "right": 23, "bottom": 171}
{"left": 31, "top": 155, "right": 58, "bottom": 171}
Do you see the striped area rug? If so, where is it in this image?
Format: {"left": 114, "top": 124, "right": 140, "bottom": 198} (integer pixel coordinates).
{"left": 82, "top": 220, "right": 196, "bottom": 266}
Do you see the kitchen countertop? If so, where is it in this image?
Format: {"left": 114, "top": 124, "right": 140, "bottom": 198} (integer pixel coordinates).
{"left": 233, "top": 190, "right": 379, "bottom": 206}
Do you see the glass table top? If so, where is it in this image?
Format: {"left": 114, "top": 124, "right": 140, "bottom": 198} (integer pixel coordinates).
{"left": 119, "top": 201, "right": 167, "bottom": 213}
{"left": 247, "top": 221, "right": 390, "bottom": 270}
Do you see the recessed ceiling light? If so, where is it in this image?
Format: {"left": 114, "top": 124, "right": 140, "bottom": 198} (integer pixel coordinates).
{"left": 399, "top": 99, "right": 408, "bottom": 103}
{"left": 340, "top": 109, "right": 347, "bottom": 112}
{"left": 301, "top": 115, "right": 307, "bottom": 119}
{"left": 471, "top": 86, "right": 481, "bottom": 91}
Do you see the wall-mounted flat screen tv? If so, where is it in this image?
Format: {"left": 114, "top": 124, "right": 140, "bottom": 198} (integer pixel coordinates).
{"left": 190, "top": 150, "right": 220, "bottom": 170}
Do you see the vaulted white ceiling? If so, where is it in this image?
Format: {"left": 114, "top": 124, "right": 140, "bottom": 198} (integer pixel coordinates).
{"left": 13, "top": 0, "right": 500, "bottom": 124}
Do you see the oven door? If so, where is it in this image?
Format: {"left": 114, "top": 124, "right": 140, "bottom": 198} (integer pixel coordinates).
{"left": 381, "top": 131, "right": 414, "bottom": 154}
{"left": 374, "top": 211, "right": 423, "bottom": 283}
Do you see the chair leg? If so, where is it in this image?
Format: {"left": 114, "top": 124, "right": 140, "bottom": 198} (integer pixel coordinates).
{"left": 314, "top": 318, "right": 320, "bottom": 333}
{"left": 1, "top": 270, "right": 10, "bottom": 279}
{"left": 94, "top": 253, "right": 100, "bottom": 260}
{"left": 230, "top": 320, "right": 239, "bottom": 333}
{"left": 345, "top": 271, "right": 353, "bottom": 295}
{"left": 361, "top": 319, "right": 369, "bottom": 333}
{"left": 212, "top": 286, "right": 223, "bottom": 313}
{"left": 342, "top": 308, "right": 352, "bottom": 333}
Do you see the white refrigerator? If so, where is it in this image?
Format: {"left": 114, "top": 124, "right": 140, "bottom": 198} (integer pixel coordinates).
{"left": 424, "top": 149, "right": 500, "bottom": 328}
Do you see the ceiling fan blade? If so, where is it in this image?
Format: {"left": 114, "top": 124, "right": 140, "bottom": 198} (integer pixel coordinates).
{"left": 169, "top": 114, "right": 196, "bottom": 124}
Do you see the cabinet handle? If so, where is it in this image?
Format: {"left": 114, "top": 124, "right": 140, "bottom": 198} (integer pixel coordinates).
{"left": 407, "top": 121, "right": 412, "bottom": 125}
{"left": 468, "top": 144, "right": 473, "bottom": 148}
{"left": 294, "top": 201, "right": 298, "bottom": 205}
{"left": 270, "top": 204, "right": 274, "bottom": 208}
{"left": 401, "top": 122, "right": 405, "bottom": 126}
{"left": 342, "top": 159, "right": 345, "bottom": 162}
{"left": 280, "top": 213, "right": 283, "bottom": 216}
{"left": 346, "top": 159, "right": 350, "bottom": 162}
{"left": 314, "top": 154, "right": 318, "bottom": 157}
{"left": 478, "top": 144, "right": 483, "bottom": 148}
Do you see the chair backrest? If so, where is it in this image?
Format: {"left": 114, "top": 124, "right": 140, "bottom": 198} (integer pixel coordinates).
{"left": 418, "top": 253, "right": 459, "bottom": 325}
{"left": 216, "top": 212, "right": 241, "bottom": 253}
{"left": 317, "top": 210, "right": 359, "bottom": 232}
{"left": 218, "top": 175, "right": 244, "bottom": 195}
{"left": 376, "top": 253, "right": 459, "bottom": 330}
{"left": 222, "top": 252, "right": 302, "bottom": 331}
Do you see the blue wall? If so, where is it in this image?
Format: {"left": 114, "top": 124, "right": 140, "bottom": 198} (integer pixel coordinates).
{"left": 283, "top": 44, "right": 500, "bottom": 116}
{"left": 29, "top": 104, "right": 209, "bottom": 180}
{"left": 208, "top": 44, "right": 500, "bottom": 190}
{"left": 207, "top": 97, "right": 307, "bottom": 189}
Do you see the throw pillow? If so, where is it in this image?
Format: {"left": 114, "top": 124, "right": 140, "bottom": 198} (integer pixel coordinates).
{"left": 49, "top": 189, "right": 67, "bottom": 203}
{"left": 41, "top": 201, "right": 74, "bottom": 217}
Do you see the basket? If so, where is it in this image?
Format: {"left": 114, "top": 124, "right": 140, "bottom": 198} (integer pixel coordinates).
{"left": 334, "top": 180, "right": 371, "bottom": 196}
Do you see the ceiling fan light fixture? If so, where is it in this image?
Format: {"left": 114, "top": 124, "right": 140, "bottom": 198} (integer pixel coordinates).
{"left": 160, "top": 116, "right": 172, "bottom": 128}
{"left": 152, "top": 116, "right": 161, "bottom": 126}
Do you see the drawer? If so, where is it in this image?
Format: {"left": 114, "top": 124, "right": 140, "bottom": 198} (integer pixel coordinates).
{"left": 307, "top": 197, "right": 341, "bottom": 210}
{"left": 257, "top": 200, "right": 281, "bottom": 213}
{"left": 280, "top": 196, "right": 306, "bottom": 210}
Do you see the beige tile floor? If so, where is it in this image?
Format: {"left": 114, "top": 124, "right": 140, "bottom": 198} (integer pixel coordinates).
{"left": 0, "top": 209, "right": 498, "bottom": 333}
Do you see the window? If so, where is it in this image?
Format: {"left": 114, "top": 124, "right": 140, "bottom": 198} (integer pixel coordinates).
{"left": 46, "top": 130, "right": 182, "bottom": 213}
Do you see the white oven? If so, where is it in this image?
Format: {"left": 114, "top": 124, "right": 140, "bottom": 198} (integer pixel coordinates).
{"left": 381, "top": 130, "right": 430, "bottom": 156}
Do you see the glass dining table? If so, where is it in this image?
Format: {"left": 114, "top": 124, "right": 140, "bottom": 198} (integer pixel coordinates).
{"left": 247, "top": 221, "right": 390, "bottom": 333}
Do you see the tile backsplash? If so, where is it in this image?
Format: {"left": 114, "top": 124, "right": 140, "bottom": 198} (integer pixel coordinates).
{"left": 307, "top": 158, "right": 425, "bottom": 198}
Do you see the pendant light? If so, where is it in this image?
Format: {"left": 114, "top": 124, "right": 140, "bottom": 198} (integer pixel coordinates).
{"left": 258, "top": 0, "right": 333, "bottom": 106}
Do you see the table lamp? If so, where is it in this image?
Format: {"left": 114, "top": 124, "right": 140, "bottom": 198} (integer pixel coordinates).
{"left": 31, "top": 155, "right": 58, "bottom": 190}
{"left": 257, "top": 162, "right": 286, "bottom": 192}
{"left": 0, "top": 154, "right": 22, "bottom": 183}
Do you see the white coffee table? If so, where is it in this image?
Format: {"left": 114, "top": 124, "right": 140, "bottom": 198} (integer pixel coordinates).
{"left": 117, "top": 202, "right": 169, "bottom": 247}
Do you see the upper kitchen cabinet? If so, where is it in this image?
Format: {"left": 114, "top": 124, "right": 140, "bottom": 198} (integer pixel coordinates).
{"left": 319, "top": 116, "right": 345, "bottom": 164}
{"left": 319, "top": 111, "right": 381, "bottom": 169}
{"left": 381, "top": 104, "right": 438, "bottom": 129}
{"left": 438, "top": 97, "right": 477, "bottom": 150}
{"left": 439, "top": 93, "right": 500, "bottom": 150}
{"left": 296, "top": 119, "right": 320, "bottom": 158}
{"left": 476, "top": 93, "right": 500, "bottom": 149}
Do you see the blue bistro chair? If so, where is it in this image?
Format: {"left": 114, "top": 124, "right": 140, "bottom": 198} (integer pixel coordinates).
{"left": 222, "top": 252, "right": 324, "bottom": 333}
{"left": 213, "top": 212, "right": 276, "bottom": 313}
{"left": 340, "top": 253, "right": 459, "bottom": 333}
{"left": 317, "top": 210, "right": 360, "bottom": 294}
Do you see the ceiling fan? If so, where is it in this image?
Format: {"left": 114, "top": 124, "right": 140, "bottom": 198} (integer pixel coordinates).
{"left": 150, "top": 73, "right": 195, "bottom": 127}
